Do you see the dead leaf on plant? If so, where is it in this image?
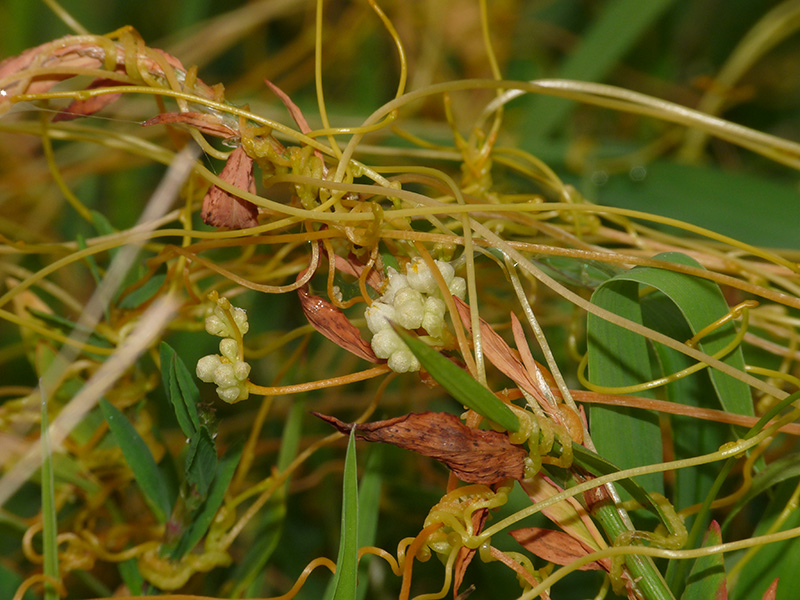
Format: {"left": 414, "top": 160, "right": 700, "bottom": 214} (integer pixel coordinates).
{"left": 142, "top": 111, "right": 238, "bottom": 138}
{"left": 52, "top": 79, "right": 125, "bottom": 121}
{"left": 297, "top": 285, "right": 379, "bottom": 363}
{"left": 313, "top": 411, "right": 526, "bottom": 484}
{"left": 510, "top": 527, "right": 606, "bottom": 571}
{"left": 201, "top": 146, "right": 259, "bottom": 230}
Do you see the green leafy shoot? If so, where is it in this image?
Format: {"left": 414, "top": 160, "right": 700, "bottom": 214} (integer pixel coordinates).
{"left": 397, "top": 330, "right": 520, "bottom": 432}
{"left": 100, "top": 398, "right": 172, "bottom": 523}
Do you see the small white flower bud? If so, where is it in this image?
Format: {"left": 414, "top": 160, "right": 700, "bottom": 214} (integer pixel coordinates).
{"left": 434, "top": 260, "right": 455, "bottom": 286}
{"left": 217, "top": 386, "right": 242, "bottom": 403}
{"left": 371, "top": 328, "right": 404, "bottom": 359}
{"left": 233, "top": 360, "right": 251, "bottom": 381}
{"left": 381, "top": 268, "right": 408, "bottom": 304}
{"left": 388, "top": 348, "right": 420, "bottom": 373}
{"left": 422, "top": 296, "right": 446, "bottom": 337}
{"left": 219, "top": 338, "right": 238, "bottom": 361}
{"left": 231, "top": 306, "right": 249, "bottom": 335}
{"left": 214, "top": 363, "right": 237, "bottom": 388}
{"left": 205, "top": 314, "right": 229, "bottom": 337}
{"left": 196, "top": 355, "right": 222, "bottom": 383}
{"left": 448, "top": 276, "right": 466, "bottom": 299}
{"left": 365, "top": 301, "right": 396, "bottom": 333}
{"left": 406, "top": 257, "right": 437, "bottom": 295}
{"left": 393, "top": 287, "right": 425, "bottom": 329}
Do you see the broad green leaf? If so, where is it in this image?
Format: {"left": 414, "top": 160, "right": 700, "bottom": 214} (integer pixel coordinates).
{"left": 680, "top": 521, "right": 726, "bottom": 600}
{"left": 184, "top": 426, "right": 217, "bottom": 505}
{"left": 100, "top": 398, "right": 171, "bottom": 523}
{"left": 41, "top": 395, "right": 59, "bottom": 600}
{"left": 398, "top": 330, "right": 520, "bottom": 432}
{"left": 329, "top": 428, "right": 359, "bottom": 600}
{"left": 599, "top": 161, "right": 800, "bottom": 249}
{"left": 160, "top": 342, "right": 200, "bottom": 438}
{"left": 172, "top": 442, "right": 242, "bottom": 559}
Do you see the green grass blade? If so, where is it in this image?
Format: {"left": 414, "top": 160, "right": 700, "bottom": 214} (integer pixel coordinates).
{"left": 40, "top": 392, "right": 60, "bottom": 600}
{"left": 99, "top": 398, "right": 172, "bottom": 523}
{"left": 160, "top": 342, "right": 200, "bottom": 438}
{"left": 398, "top": 330, "right": 520, "bottom": 432}
{"left": 587, "top": 277, "right": 663, "bottom": 496}
{"left": 523, "top": 0, "right": 677, "bottom": 140}
{"left": 679, "top": 521, "right": 726, "bottom": 600}
{"left": 329, "top": 428, "right": 359, "bottom": 600}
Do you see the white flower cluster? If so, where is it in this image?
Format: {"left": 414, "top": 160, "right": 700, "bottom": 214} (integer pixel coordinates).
{"left": 196, "top": 296, "right": 251, "bottom": 403}
{"left": 366, "top": 257, "right": 466, "bottom": 373}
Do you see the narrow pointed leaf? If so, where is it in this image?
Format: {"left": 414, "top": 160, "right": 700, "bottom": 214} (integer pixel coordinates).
{"left": 680, "top": 521, "right": 726, "bottom": 600}
{"left": 100, "top": 398, "right": 171, "bottom": 523}
{"left": 396, "top": 330, "right": 520, "bottom": 432}
{"left": 329, "top": 428, "right": 359, "bottom": 600}
{"left": 41, "top": 395, "right": 59, "bottom": 600}
{"left": 160, "top": 342, "right": 200, "bottom": 438}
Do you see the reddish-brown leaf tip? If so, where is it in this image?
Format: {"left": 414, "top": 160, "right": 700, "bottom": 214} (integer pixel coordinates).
{"left": 313, "top": 411, "right": 527, "bottom": 484}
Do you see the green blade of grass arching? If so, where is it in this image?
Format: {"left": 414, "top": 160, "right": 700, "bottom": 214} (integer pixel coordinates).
{"left": 587, "top": 252, "right": 752, "bottom": 497}
{"left": 356, "top": 446, "right": 383, "bottom": 600}
{"left": 40, "top": 391, "right": 60, "bottom": 600}
{"left": 397, "top": 330, "right": 520, "bottom": 433}
{"left": 100, "top": 398, "right": 172, "bottom": 523}
{"left": 328, "top": 428, "right": 360, "bottom": 600}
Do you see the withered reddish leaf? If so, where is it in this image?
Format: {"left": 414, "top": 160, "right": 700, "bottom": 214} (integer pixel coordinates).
{"left": 761, "top": 578, "right": 779, "bottom": 600}
{"left": 314, "top": 411, "right": 526, "bottom": 484}
{"left": 453, "top": 297, "right": 558, "bottom": 417}
{"left": 453, "top": 508, "right": 488, "bottom": 598}
{"left": 201, "top": 146, "right": 259, "bottom": 230}
{"left": 510, "top": 528, "right": 605, "bottom": 571}
{"left": 265, "top": 79, "right": 326, "bottom": 172}
{"left": 52, "top": 78, "right": 124, "bottom": 121}
{"left": 298, "top": 286, "right": 379, "bottom": 363}
{"left": 142, "top": 111, "right": 237, "bottom": 138}
{"left": 330, "top": 252, "right": 383, "bottom": 291}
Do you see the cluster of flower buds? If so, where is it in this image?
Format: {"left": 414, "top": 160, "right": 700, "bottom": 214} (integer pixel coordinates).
{"left": 196, "top": 294, "right": 251, "bottom": 403}
{"left": 365, "top": 257, "right": 466, "bottom": 373}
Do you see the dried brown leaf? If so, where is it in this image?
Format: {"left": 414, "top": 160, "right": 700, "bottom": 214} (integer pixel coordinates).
{"left": 453, "top": 508, "right": 488, "bottom": 598}
{"left": 298, "top": 286, "right": 379, "bottom": 363}
{"left": 330, "top": 252, "right": 383, "bottom": 290}
{"left": 52, "top": 78, "right": 124, "bottom": 121}
{"left": 264, "top": 79, "right": 326, "bottom": 173}
{"left": 142, "top": 111, "right": 238, "bottom": 138}
{"left": 510, "top": 528, "right": 605, "bottom": 571}
{"left": 201, "top": 146, "right": 259, "bottom": 230}
{"left": 313, "top": 411, "right": 526, "bottom": 484}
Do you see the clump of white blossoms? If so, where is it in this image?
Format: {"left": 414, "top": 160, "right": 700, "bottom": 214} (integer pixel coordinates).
{"left": 366, "top": 257, "right": 466, "bottom": 373}
{"left": 196, "top": 293, "right": 251, "bottom": 403}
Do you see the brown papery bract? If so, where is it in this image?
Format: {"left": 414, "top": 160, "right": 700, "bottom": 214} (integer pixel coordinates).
{"left": 313, "top": 411, "right": 527, "bottom": 484}
{"left": 200, "top": 145, "right": 259, "bottom": 229}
